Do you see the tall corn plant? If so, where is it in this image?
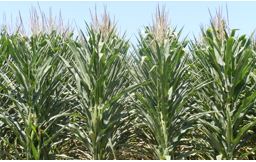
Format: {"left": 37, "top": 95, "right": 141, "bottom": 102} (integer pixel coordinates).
{"left": 61, "top": 12, "right": 138, "bottom": 159}
{"left": 0, "top": 31, "right": 72, "bottom": 159}
{"left": 191, "top": 16, "right": 256, "bottom": 159}
{"left": 132, "top": 8, "right": 195, "bottom": 159}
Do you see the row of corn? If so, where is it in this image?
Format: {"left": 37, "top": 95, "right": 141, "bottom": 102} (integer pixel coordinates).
{"left": 0, "top": 7, "right": 255, "bottom": 160}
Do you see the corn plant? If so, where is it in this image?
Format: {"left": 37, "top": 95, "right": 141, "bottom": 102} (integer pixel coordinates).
{"left": 0, "top": 31, "right": 72, "bottom": 159}
{"left": 60, "top": 15, "right": 141, "bottom": 158}
{"left": 131, "top": 8, "right": 198, "bottom": 160}
{"left": 191, "top": 19, "right": 256, "bottom": 159}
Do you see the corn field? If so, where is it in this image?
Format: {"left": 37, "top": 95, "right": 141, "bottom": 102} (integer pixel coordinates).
{"left": 0, "top": 6, "right": 256, "bottom": 160}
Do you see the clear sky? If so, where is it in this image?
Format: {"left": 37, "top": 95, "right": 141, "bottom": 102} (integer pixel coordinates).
{"left": 0, "top": 1, "right": 256, "bottom": 43}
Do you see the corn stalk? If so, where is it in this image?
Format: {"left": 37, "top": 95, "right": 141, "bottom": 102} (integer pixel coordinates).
{"left": 131, "top": 7, "right": 198, "bottom": 160}
{"left": 0, "top": 31, "right": 72, "bottom": 159}
{"left": 191, "top": 20, "right": 256, "bottom": 159}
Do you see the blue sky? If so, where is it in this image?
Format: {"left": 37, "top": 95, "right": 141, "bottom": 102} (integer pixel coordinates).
{"left": 0, "top": 1, "right": 255, "bottom": 42}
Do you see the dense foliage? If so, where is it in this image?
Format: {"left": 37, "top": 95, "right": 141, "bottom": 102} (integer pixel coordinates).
{"left": 0, "top": 7, "right": 256, "bottom": 160}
